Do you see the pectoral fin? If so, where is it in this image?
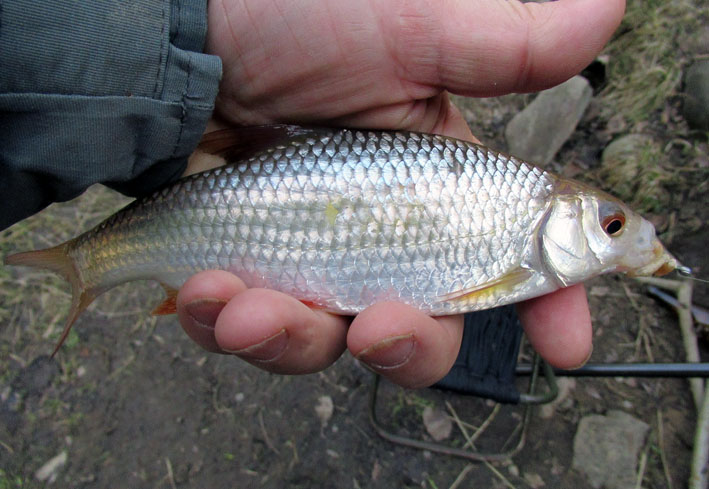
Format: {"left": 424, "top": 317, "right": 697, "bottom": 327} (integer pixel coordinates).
{"left": 438, "top": 268, "right": 532, "bottom": 304}
{"left": 151, "top": 283, "right": 179, "bottom": 315}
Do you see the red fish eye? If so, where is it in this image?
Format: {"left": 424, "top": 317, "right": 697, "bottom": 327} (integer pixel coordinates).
{"left": 602, "top": 213, "right": 625, "bottom": 236}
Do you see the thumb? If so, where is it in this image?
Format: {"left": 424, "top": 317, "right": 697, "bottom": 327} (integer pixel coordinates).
{"left": 387, "top": 0, "right": 625, "bottom": 96}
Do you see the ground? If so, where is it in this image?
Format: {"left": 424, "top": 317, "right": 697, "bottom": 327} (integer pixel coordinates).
{"left": 1, "top": 1, "right": 708, "bottom": 487}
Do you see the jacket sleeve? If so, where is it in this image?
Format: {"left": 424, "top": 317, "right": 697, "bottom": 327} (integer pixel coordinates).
{"left": 0, "top": 0, "right": 222, "bottom": 230}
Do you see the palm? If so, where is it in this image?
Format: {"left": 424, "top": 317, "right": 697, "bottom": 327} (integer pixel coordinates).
{"left": 208, "top": 1, "right": 461, "bottom": 135}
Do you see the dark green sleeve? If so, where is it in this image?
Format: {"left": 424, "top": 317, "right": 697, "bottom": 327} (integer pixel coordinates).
{"left": 0, "top": 0, "right": 222, "bottom": 230}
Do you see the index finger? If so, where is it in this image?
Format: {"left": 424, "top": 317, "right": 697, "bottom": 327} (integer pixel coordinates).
{"left": 516, "top": 283, "right": 593, "bottom": 369}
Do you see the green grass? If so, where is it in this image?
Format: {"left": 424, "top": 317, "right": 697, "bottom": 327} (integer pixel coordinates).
{"left": 0, "top": 470, "right": 27, "bottom": 489}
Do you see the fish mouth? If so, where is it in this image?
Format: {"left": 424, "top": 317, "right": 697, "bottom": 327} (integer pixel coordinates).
{"left": 652, "top": 261, "right": 676, "bottom": 277}
{"left": 627, "top": 242, "right": 680, "bottom": 277}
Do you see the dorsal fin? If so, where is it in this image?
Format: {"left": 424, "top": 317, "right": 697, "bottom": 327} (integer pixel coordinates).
{"left": 198, "top": 125, "right": 332, "bottom": 161}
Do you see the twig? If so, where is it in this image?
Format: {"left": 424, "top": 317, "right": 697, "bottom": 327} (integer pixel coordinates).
{"left": 676, "top": 280, "right": 704, "bottom": 411}
{"left": 165, "top": 457, "right": 177, "bottom": 489}
{"left": 258, "top": 410, "right": 281, "bottom": 455}
{"left": 636, "top": 277, "right": 703, "bottom": 409}
{"left": 448, "top": 464, "right": 474, "bottom": 489}
{"left": 446, "top": 401, "right": 516, "bottom": 486}
{"left": 621, "top": 281, "right": 654, "bottom": 361}
{"left": 445, "top": 401, "right": 472, "bottom": 442}
{"left": 690, "top": 385, "right": 709, "bottom": 489}
{"left": 467, "top": 404, "right": 501, "bottom": 449}
{"left": 483, "top": 461, "right": 517, "bottom": 489}
{"left": 0, "top": 439, "right": 14, "bottom": 454}
{"left": 635, "top": 276, "right": 683, "bottom": 292}
{"left": 107, "top": 353, "right": 136, "bottom": 381}
{"left": 657, "top": 409, "right": 674, "bottom": 489}
{"left": 638, "top": 276, "right": 708, "bottom": 488}
{"left": 634, "top": 442, "right": 649, "bottom": 489}
{"left": 445, "top": 401, "right": 501, "bottom": 449}
{"left": 285, "top": 439, "right": 299, "bottom": 470}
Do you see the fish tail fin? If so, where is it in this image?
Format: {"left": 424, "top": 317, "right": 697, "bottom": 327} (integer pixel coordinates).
{"left": 5, "top": 245, "right": 96, "bottom": 356}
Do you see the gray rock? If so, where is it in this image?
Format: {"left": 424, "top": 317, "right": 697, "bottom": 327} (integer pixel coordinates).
{"left": 601, "top": 134, "right": 655, "bottom": 166}
{"left": 600, "top": 134, "right": 667, "bottom": 212}
{"left": 505, "top": 76, "right": 592, "bottom": 165}
{"left": 572, "top": 410, "right": 649, "bottom": 489}
{"left": 683, "top": 60, "right": 709, "bottom": 131}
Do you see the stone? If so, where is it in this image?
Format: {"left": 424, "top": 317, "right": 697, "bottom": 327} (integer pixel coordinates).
{"left": 314, "top": 395, "right": 334, "bottom": 428}
{"left": 600, "top": 134, "right": 667, "bottom": 212}
{"left": 505, "top": 76, "right": 592, "bottom": 165}
{"left": 683, "top": 60, "right": 709, "bottom": 131}
{"left": 572, "top": 410, "right": 649, "bottom": 489}
{"left": 601, "top": 134, "right": 656, "bottom": 167}
{"left": 422, "top": 406, "right": 452, "bottom": 442}
{"left": 35, "top": 451, "right": 67, "bottom": 482}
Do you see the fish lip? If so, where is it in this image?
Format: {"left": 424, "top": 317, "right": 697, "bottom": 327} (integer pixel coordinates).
{"left": 629, "top": 243, "right": 678, "bottom": 277}
{"left": 652, "top": 260, "right": 677, "bottom": 277}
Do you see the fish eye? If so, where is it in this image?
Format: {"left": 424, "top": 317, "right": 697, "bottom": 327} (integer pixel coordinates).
{"left": 602, "top": 213, "right": 625, "bottom": 236}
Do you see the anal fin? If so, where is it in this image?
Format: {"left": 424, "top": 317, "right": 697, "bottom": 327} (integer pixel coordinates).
{"left": 300, "top": 299, "right": 325, "bottom": 310}
{"left": 151, "top": 283, "right": 179, "bottom": 315}
{"left": 438, "top": 267, "right": 532, "bottom": 304}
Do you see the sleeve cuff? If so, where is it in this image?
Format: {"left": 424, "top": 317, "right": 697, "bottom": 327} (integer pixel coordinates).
{"left": 0, "top": 0, "right": 222, "bottom": 229}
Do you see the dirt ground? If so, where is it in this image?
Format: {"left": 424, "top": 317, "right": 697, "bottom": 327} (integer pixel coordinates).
{"left": 1, "top": 2, "right": 708, "bottom": 488}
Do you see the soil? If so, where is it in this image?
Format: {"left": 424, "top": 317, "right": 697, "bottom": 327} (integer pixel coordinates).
{"left": 1, "top": 6, "right": 708, "bottom": 489}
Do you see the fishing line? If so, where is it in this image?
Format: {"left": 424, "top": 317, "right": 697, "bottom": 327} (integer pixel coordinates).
{"left": 677, "top": 266, "right": 709, "bottom": 284}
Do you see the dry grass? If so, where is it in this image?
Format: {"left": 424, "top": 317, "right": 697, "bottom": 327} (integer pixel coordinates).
{"left": 599, "top": 136, "right": 675, "bottom": 214}
{"left": 601, "top": 0, "right": 705, "bottom": 125}
{"left": 0, "top": 186, "right": 132, "bottom": 359}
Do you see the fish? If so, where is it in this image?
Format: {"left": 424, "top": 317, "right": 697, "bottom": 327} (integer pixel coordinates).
{"left": 4, "top": 125, "right": 682, "bottom": 353}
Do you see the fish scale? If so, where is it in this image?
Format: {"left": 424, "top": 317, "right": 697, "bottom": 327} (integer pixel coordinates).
{"left": 96, "top": 127, "right": 556, "bottom": 314}
{"left": 6, "top": 125, "right": 681, "bottom": 353}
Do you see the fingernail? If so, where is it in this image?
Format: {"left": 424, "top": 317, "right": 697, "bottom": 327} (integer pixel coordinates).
{"left": 227, "top": 329, "right": 288, "bottom": 363}
{"left": 356, "top": 334, "right": 415, "bottom": 370}
{"left": 185, "top": 298, "right": 227, "bottom": 330}
{"left": 569, "top": 343, "right": 594, "bottom": 370}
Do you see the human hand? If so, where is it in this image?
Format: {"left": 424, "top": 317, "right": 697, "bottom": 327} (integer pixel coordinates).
{"left": 177, "top": 0, "right": 624, "bottom": 388}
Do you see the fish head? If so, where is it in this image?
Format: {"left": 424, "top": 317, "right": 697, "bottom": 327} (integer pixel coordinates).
{"left": 540, "top": 179, "right": 681, "bottom": 286}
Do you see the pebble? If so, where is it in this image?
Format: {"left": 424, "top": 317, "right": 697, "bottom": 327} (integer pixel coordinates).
{"left": 314, "top": 395, "right": 334, "bottom": 428}
{"left": 572, "top": 410, "right": 649, "bottom": 489}
{"left": 505, "top": 76, "right": 592, "bottom": 165}
{"left": 422, "top": 405, "right": 452, "bottom": 442}
{"left": 683, "top": 60, "right": 709, "bottom": 131}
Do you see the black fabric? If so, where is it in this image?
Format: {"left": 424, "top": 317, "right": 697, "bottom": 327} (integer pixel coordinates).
{"left": 434, "top": 305, "right": 523, "bottom": 403}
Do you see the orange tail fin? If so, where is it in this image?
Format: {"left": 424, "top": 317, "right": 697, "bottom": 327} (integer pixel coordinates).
{"left": 4, "top": 244, "right": 97, "bottom": 356}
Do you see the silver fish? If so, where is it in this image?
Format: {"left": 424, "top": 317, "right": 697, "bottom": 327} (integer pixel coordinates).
{"left": 5, "top": 125, "right": 681, "bottom": 351}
